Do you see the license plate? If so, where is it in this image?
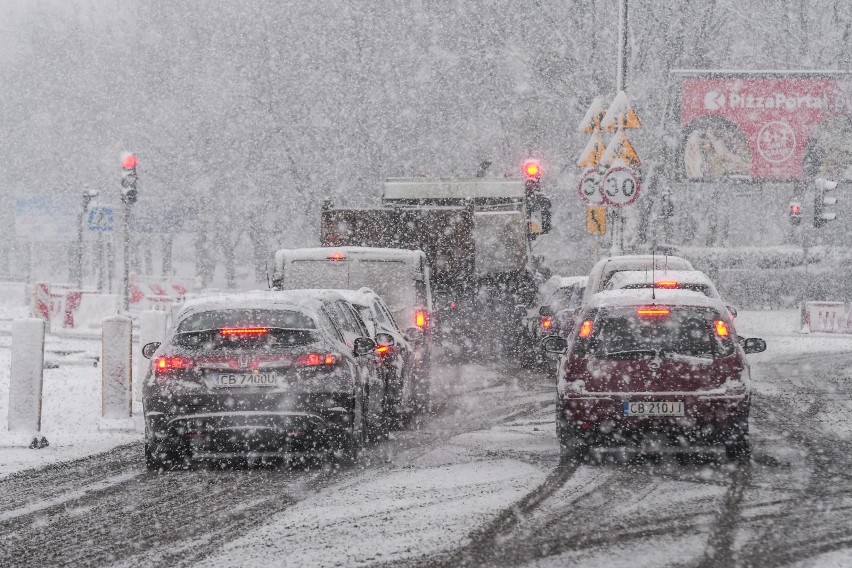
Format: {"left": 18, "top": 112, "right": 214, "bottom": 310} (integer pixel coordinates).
{"left": 623, "top": 401, "right": 684, "bottom": 417}
{"left": 213, "top": 373, "right": 278, "bottom": 387}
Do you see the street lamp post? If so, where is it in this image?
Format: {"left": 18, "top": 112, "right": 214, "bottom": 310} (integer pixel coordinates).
{"left": 120, "top": 153, "right": 139, "bottom": 312}
{"left": 73, "top": 188, "right": 99, "bottom": 289}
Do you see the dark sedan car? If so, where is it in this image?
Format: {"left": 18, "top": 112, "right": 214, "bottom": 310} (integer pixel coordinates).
{"left": 141, "top": 291, "right": 376, "bottom": 470}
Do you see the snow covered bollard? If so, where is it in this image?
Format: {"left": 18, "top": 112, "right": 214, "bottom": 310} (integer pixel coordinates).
{"left": 100, "top": 315, "right": 135, "bottom": 431}
{"left": 7, "top": 318, "right": 48, "bottom": 448}
{"left": 134, "top": 310, "right": 168, "bottom": 402}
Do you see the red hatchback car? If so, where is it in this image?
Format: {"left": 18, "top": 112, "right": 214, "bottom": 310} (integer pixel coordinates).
{"left": 543, "top": 289, "right": 766, "bottom": 463}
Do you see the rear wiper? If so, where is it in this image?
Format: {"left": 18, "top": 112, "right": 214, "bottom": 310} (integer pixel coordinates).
{"left": 603, "top": 349, "right": 658, "bottom": 358}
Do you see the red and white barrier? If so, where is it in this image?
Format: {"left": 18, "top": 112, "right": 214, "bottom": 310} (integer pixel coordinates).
{"left": 801, "top": 301, "right": 852, "bottom": 334}
{"left": 128, "top": 278, "right": 192, "bottom": 313}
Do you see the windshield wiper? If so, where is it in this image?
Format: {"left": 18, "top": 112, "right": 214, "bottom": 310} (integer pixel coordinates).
{"left": 602, "top": 349, "right": 658, "bottom": 358}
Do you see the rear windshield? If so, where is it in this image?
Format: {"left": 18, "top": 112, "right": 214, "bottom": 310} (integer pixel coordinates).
{"left": 177, "top": 309, "right": 316, "bottom": 332}
{"left": 174, "top": 309, "right": 319, "bottom": 351}
{"left": 623, "top": 283, "right": 712, "bottom": 297}
{"left": 577, "top": 306, "right": 734, "bottom": 360}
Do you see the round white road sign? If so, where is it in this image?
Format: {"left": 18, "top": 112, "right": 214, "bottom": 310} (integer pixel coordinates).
{"left": 577, "top": 167, "right": 606, "bottom": 205}
{"left": 601, "top": 166, "right": 641, "bottom": 207}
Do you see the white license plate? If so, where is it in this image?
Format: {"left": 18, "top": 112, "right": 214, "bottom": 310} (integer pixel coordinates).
{"left": 623, "top": 401, "right": 684, "bottom": 417}
{"left": 213, "top": 373, "right": 278, "bottom": 387}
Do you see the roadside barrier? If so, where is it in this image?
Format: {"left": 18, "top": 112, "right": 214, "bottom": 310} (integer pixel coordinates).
{"left": 7, "top": 318, "right": 48, "bottom": 448}
{"left": 801, "top": 301, "right": 852, "bottom": 333}
{"left": 135, "top": 310, "right": 168, "bottom": 402}
{"left": 101, "top": 315, "right": 133, "bottom": 428}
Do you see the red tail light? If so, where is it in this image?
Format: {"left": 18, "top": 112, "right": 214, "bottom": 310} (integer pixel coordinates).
{"left": 327, "top": 251, "right": 346, "bottom": 260}
{"left": 154, "top": 356, "right": 194, "bottom": 377}
{"left": 376, "top": 345, "right": 392, "bottom": 355}
{"left": 656, "top": 280, "right": 678, "bottom": 289}
{"left": 295, "top": 353, "right": 339, "bottom": 367}
{"left": 540, "top": 316, "right": 553, "bottom": 330}
{"left": 714, "top": 319, "right": 730, "bottom": 338}
{"left": 415, "top": 309, "right": 427, "bottom": 328}
{"left": 220, "top": 328, "right": 268, "bottom": 336}
{"left": 637, "top": 306, "right": 671, "bottom": 318}
{"left": 578, "top": 320, "right": 593, "bottom": 338}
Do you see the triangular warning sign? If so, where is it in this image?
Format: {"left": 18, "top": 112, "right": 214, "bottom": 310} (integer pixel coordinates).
{"left": 577, "top": 133, "right": 606, "bottom": 168}
{"left": 601, "top": 91, "right": 641, "bottom": 131}
{"left": 578, "top": 97, "right": 607, "bottom": 134}
{"left": 600, "top": 130, "right": 641, "bottom": 167}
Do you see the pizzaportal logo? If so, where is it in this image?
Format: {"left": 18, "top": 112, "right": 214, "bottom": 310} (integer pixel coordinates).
{"left": 757, "top": 121, "right": 796, "bottom": 163}
{"left": 704, "top": 90, "right": 726, "bottom": 111}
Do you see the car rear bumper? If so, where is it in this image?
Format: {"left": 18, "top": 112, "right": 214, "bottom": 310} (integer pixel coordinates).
{"left": 144, "top": 393, "right": 354, "bottom": 457}
{"left": 559, "top": 392, "right": 749, "bottom": 433}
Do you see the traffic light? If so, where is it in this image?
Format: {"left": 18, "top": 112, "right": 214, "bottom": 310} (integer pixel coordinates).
{"left": 789, "top": 201, "right": 801, "bottom": 225}
{"left": 121, "top": 152, "right": 138, "bottom": 204}
{"left": 814, "top": 177, "right": 838, "bottom": 228}
{"left": 522, "top": 159, "right": 541, "bottom": 193}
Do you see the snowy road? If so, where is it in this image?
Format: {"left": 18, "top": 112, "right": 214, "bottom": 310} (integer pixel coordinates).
{"left": 3, "top": 343, "right": 852, "bottom": 567}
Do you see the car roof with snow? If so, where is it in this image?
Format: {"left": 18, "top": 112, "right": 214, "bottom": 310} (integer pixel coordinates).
{"left": 176, "top": 290, "right": 338, "bottom": 322}
{"left": 329, "top": 287, "right": 381, "bottom": 307}
{"left": 587, "top": 288, "right": 729, "bottom": 313}
{"left": 538, "top": 275, "right": 587, "bottom": 302}
{"left": 274, "top": 246, "right": 426, "bottom": 265}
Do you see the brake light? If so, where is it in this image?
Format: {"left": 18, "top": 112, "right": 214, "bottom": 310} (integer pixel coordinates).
{"left": 327, "top": 251, "right": 346, "bottom": 260}
{"left": 656, "top": 280, "right": 678, "bottom": 289}
{"left": 154, "top": 356, "right": 194, "bottom": 377}
{"left": 714, "top": 319, "right": 730, "bottom": 337}
{"left": 376, "top": 345, "right": 391, "bottom": 355}
{"left": 578, "top": 320, "right": 593, "bottom": 338}
{"left": 220, "top": 328, "right": 268, "bottom": 336}
{"left": 540, "top": 316, "right": 553, "bottom": 330}
{"left": 415, "top": 309, "right": 427, "bottom": 328}
{"left": 637, "top": 306, "right": 671, "bottom": 318}
{"left": 295, "top": 353, "right": 338, "bottom": 367}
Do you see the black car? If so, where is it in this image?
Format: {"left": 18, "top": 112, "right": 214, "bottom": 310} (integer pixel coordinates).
{"left": 518, "top": 276, "right": 587, "bottom": 370}
{"left": 141, "top": 291, "right": 377, "bottom": 470}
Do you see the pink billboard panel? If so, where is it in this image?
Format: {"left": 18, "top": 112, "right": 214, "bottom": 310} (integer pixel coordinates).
{"left": 680, "top": 76, "right": 852, "bottom": 181}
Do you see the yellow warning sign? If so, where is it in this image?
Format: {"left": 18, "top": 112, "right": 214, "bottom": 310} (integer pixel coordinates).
{"left": 578, "top": 97, "right": 607, "bottom": 134}
{"left": 587, "top": 206, "right": 607, "bottom": 235}
{"left": 600, "top": 130, "right": 641, "bottom": 167}
{"left": 601, "top": 91, "right": 641, "bottom": 131}
{"left": 577, "top": 133, "right": 606, "bottom": 168}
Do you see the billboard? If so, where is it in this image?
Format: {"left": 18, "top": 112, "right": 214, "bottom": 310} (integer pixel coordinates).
{"left": 14, "top": 195, "right": 77, "bottom": 241}
{"left": 678, "top": 73, "right": 852, "bottom": 181}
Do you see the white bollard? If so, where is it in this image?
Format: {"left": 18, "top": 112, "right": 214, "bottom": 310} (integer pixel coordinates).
{"left": 8, "top": 318, "right": 48, "bottom": 448}
{"left": 134, "top": 310, "right": 168, "bottom": 402}
{"left": 101, "top": 315, "right": 133, "bottom": 428}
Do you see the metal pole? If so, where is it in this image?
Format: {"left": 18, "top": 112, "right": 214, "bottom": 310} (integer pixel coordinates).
{"left": 122, "top": 199, "right": 130, "bottom": 312}
{"left": 74, "top": 204, "right": 85, "bottom": 288}
{"left": 610, "top": 0, "right": 629, "bottom": 256}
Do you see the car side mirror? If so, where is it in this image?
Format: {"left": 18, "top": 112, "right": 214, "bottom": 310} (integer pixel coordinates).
{"left": 354, "top": 337, "right": 377, "bottom": 356}
{"left": 539, "top": 305, "right": 553, "bottom": 317}
{"left": 541, "top": 336, "right": 568, "bottom": 354}
{"left": 743, "top": 337, "right": 766, "bottom": 354}
{"left": 403, "top": 327, "right": 424, "bottom": 343}
{"left": 726, "top": 305, "right": 738, "bottom": 318}
{"left": 142, "top": 342, "right": 161, "bottom": 359}
{"left": 375, "top": 332, "right": 395, "bottom": 347}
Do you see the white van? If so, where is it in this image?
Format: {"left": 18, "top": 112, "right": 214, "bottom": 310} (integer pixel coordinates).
{"left": 270, "top": 246, "right": 433, "bottom": 343}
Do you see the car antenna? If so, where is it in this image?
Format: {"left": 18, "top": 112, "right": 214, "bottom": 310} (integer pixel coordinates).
{"left": 265, "top": 261, "right": 272, "bottom": 290}
{"left": 652, "top": 249, "right": 656, "bottom": 300}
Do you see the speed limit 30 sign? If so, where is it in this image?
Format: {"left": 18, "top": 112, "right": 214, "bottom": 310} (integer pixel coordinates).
{"left": 577, "top": 167, "right": 606, "bottom": 205}
{"left": 601, "top": 166, "right": 641, "bottom": 207}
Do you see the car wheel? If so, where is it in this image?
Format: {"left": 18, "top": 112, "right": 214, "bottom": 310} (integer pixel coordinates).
{"left": 557, "top": 420, "right": 589, "bottom": 464}
{"left": 724, "top": 423, "right": 751, "bottom": 463}
{"left": 145, "top": 442, "right": 177, "bottom": 472}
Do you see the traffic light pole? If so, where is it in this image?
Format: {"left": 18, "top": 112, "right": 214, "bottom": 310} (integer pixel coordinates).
{"left": 121, "top": 197, "right": 130, "bottom": 312}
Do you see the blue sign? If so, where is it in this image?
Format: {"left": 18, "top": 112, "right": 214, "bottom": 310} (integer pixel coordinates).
{"left": 87, "top": 206, "right": 114, "bottom": 232}
{"left": 14, "top": 194, "right": 77, "bottom": 241}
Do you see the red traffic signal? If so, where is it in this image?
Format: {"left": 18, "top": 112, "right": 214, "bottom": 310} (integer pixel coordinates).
{"left": 522, "top": 159, "right": 541, "bottom": 179}
{"left": 789, "top": 201, "right": 801, "bottom": 226}
{"left": 121, "top": 153, "right": 138, "bottom": 170}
